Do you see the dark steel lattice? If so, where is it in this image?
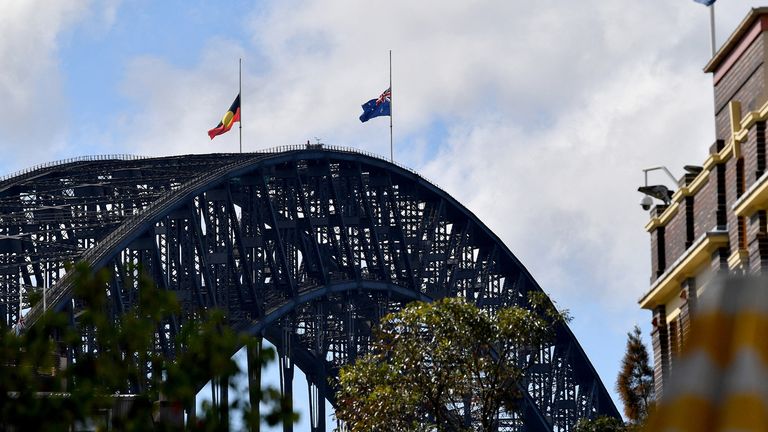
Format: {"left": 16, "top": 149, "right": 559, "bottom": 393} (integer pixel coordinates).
{"left": 0, "top": 146, "right": 619, "bottom": 431}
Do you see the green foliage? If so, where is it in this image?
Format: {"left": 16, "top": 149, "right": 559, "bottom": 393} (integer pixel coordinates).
{"left": 0, "top": 262, "right": 295, "bottom": 431}
{"left": 616, "top": 326, "right": 654, "bottom": 424}
{"left": 573, "top": 415, "right": 627, "bottom": 432}
{"left": 336, "top": 295, "right": 568, "bottom": 432}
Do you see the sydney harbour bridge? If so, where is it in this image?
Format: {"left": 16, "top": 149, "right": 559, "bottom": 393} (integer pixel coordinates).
{"left": 0, "top": 146, "right": 619, "bottom": 431}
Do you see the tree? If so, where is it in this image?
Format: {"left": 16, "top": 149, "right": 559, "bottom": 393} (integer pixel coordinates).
{"left": 616, "top": 325, "right": 654, "bottom": 425}
{"left": 0, "top": 263, "right": 295, "bottom": 431}
{"left": 573, "top": 415, "right": 627, "bottom": 432}
{"left": 335, "top": 294, "right": 568, "bottom": 432}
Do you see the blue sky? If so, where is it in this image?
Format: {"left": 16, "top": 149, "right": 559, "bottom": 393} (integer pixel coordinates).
{"left": 2, "top": 0, "right": 766, "bottom": 427}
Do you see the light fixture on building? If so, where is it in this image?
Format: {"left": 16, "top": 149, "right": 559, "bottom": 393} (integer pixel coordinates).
{"left": 638, "top": 166, "right": 678, "bottom": 210}
{"left": 684, "top": 165, "right": 704, "bottom": 175}
{"left": 640, "top": 195, "right": 654, "bottom": 211}
{"left": 638, "top": 185, "right": 673, "bottom": 205}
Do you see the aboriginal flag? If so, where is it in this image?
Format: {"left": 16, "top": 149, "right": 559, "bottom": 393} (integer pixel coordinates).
{"left": 208, "top": 94, "right": 241, "bottom": 140}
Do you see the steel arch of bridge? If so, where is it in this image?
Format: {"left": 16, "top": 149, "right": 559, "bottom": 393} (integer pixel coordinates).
{"left": 0, "top": 146, "right": 619, "bottom": 431}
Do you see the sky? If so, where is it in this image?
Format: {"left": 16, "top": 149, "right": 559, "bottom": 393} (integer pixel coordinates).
{"left": 1, "top": 0, "right": 763, "bottom": 427}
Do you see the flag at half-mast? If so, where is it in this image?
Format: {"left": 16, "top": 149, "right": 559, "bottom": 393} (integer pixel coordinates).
{"left": 208, "top": 94, "right": 241, "bottom": 140}
{"left": 359, "top": 87, "right": 391, "bottom": 123}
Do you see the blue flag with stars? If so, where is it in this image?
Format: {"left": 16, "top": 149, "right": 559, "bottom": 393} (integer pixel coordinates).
{"left": 359, "top": 87, "right": 391, "bottom": 123}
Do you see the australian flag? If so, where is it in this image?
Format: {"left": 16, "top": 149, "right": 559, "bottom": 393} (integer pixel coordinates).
{"left": 693, "top": 0, "right": 716, "bottom": 5}
{"left": 359, "top": 87, "right": 391, "bottom": 123}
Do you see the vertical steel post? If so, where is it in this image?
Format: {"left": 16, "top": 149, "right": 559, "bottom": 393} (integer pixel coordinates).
{"left": 210, "top": 377, "right": 218, "bottom": 424}
{"left": 220, "top": 374, "right": 229, "bottom": 429}
{"left": 308, "top": 376, "right": 326, "bottom": 431}
{"left": 279, "top": 328, "right": 294, "bottom": 432}
{"left": 187, "top": 394, "right": 197, "bottom": 430}
{"left": 248, "top": 336, "right": 263, "bottom": 432}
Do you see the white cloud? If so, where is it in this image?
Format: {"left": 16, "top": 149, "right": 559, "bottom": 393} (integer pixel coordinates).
{"left": 0, "top": 2, "right": 81, "bottom": 164}
{"left": 3, "top": 0, "right": 768, "bottom": 420}
{"left": 0, "top": 0, "right": 120, "bottom": 171}
{"left": 33, "top": 0, "right": 768, "bottom": 410}
{"left": 422, "top": 58, "right": 713, "bottom": 304}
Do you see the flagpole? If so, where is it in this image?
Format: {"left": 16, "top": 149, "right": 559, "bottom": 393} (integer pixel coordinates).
{"left": 389, "top": 50, "right": 393, "bottom": 163}
{"left": 239, "top": 58, "right": 243, "bottom": 154}
{"left": 709, "top": 4, "right": 716, "bottom": 57}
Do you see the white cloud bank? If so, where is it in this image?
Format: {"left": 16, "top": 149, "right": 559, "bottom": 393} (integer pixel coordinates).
{"left": 7, "top": 0, "right": 768, "bottom": 412}
{"left": 0, "top": 1, "right": 85, "bottom": 168}
{"left": 86, "top": 0, "right": 729, "bottom": 402}
{"left": 0, "top": 0, "right": 120, "bottom": 171}
{"left": 104, "top": 0, "right": 719, "bottom": 403}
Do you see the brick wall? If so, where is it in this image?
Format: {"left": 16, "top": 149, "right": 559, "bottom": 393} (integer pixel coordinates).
{"left": 652, "top": 163, "right": 727, "bottom": 277}
{"left": 651, "top": 305, "right": 669, "bottom": 399}
{"left": 725, "top": 156, "right": 740, "bottom": 252}
{"left": 679, "top": 278, "right": 696, "bottom": 348}
{"left": 714, "top": 33, "right": 767, "bottom": 140}
{"left": 716, "top": 107, "right": 730, "bottom": 142}
{"left": 711, "top": 247, "right": 729, "bottom": 273}
{"left": 744, "top": 121, "right": 767, "bottom": 187}
{"left": 757, "top": 122, "right": 766, "bottom": 178}
{"left": 650, "top": 227, "right": 665, "bottom": 280}
{"left": 664, "top": 206, "right": 687, "bottom": 269}
{"left": 717, "top": 163, "right": 727, "bottom": 228}
{"left": 650, "top": 205, "right": 668, "bottom": 279}
{"left": 748, "top": 211, "right": 766, "bottom": 273}
{"left": 649, "top": 167, "right": 725, "bottom": 283}
{"left": 745, "top": 128, "right": 757, "bottom": 187}
{"left": 692, "top": 170, "right": 718, "bottom": 238}
{"left": 647, "top": 15, "right": 768, "bottom": 398}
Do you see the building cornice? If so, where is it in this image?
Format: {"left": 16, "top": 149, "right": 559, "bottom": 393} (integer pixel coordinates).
{"left": 704, "top": 8, "right": 768, "bottom": 81}
{"left": 734, "top": 168, "right": 768, "bottom": 217}
{"left": 639, "top": 231, "right": 729, "bottom": 310}
{"left": 645, "top": 202, "right": 679, "bottom": 232}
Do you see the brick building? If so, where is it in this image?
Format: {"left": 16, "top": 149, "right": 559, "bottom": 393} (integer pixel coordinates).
{"left": 641, "top": 8, "right": 768, "bottom": 397}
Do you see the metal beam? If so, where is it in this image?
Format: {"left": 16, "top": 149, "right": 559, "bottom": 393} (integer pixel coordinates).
{"left": 4, "top": 149, "right": 620, "bottom": 429}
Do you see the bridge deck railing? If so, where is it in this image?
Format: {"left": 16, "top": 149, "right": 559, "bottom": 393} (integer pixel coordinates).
{"left": 255, "top": 144, "right": 441, "bottom": 189}
{"left": 1, "top": 145, "right": 440, "bottom": 192}
{"left": 0, "top": 154, "right": 149, "bottom": 182}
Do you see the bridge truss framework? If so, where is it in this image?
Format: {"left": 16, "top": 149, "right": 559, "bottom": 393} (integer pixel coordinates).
{"left": 0, "top": 146, "right": 619, "bottom": 431}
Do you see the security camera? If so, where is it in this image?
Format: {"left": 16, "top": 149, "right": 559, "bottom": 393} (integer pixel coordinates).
{"left": 640, "top": 195, "right": 653, "bottom": 211}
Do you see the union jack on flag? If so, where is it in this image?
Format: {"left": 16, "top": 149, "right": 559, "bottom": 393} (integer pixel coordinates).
{"left": 376, "top": 88, "right": 391, "bottom": 105}
{"left": 359, "top": 87, "right": 392, "bottom": 123}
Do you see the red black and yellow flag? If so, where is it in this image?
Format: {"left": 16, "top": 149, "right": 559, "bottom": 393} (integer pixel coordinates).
{"left": 208, "top": 94, "right": 241, "bottom": 140}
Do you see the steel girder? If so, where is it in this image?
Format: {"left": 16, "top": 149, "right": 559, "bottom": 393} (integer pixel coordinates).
{"left": 0, "top": 146, "right": 620, "bottom": 431}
